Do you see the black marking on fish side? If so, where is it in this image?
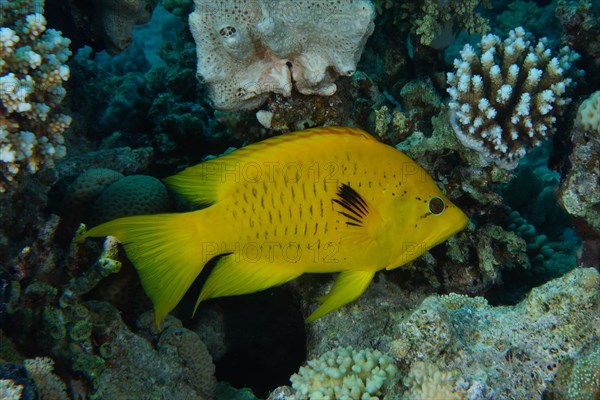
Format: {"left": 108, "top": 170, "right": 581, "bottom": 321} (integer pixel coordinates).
{"left": 333, "top": 183, "right": 369, "bottom": 227}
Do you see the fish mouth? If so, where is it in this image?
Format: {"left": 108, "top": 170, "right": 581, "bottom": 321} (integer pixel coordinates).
{"left": 427, "top": 206, "right": 469, "bottom": 250}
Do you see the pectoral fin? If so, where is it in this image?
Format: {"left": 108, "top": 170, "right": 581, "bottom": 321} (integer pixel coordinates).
{"left": 194, "top": 255, "right": 303, "bottom": 315}
{"left": 306, "top": 270, "right": 376, "bottom": 322}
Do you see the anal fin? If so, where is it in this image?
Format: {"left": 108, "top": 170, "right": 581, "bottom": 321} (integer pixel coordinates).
{"left": 306, "top": 270, "right": 375, "bottom": 322}
{"left": 194, "top": 255, "right": 303, "bottom": 315}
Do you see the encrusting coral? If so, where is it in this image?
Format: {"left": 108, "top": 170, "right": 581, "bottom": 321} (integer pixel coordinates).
{"left": 390, "top": 268, "right": 600, "bottom": 398}
{"left": 447, "top": 27, "right": 581, "bottom": 170}
{"left": 188, "top": 0, "right": 375, "bottom": 111}
{"left": 403, "top": 362, "right": 466, "bottom": 400}
{"left": 566, "top": 344, "right": 600, "bottom": 399}
{"left": 0, "top": 0, "right": 71, "bottom": 193}
{"left": 558, "top": 90, "right": 600, "bottom": 267}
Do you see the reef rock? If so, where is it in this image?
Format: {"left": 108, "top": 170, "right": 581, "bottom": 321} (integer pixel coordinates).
{"left": 390, "top": 267, "right": 600, "bottom": 399}
{"left": 558, "top": 91, "right": 600, "bottom": 268}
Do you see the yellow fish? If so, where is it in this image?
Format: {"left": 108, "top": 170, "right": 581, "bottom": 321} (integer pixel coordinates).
{"left": 79, "top": 127, "right": 468, "bottom": 326}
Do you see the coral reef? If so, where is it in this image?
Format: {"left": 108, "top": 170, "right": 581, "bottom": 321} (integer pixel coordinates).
{"left": 23, "top": 357, "right": 68, "bottom": 400}
{"left": 558, "top": 91, "right": 600, "bottom": 268}
{"left": 288, "top": 346, "right": 398, "bottom": 399}
{"left": 1, "top": 0, "right": 72, "bottom": 193}
{"left": 68, "top": 0, "right": 159, "bottom": 55}
{"left": 402, "top": 362, "right": 466, "bottom": 400}
{"left": 0, "top": 363, "right": 40, "bottom": 400}
{"left": 68, "top": 28, "right": 234, "bottom": 165}
{"left": 447, "top": 27, "right": 581, "bottom": 170}
{"left": 254, "top": 71, "right": 384, "bottom": 134}
{"left": 567, "top": 344, "right": 600, "bottom": 399}
{"left": 61, "top": 168, "right": 124, "bottom": 228}
{"left": 1, "top": 2, "right": 599, "bottom": 399}
{"left": 398, "top": 0, "right": 490, "bottom": 48}
{"left": 160, "top": 0, "right": 193, "bottom": 20}
{"left": 55, "top": 147, "right": 154, "bottom": 181}
{"left": 188, "top": 0, "right": 375, "bottom": 111}
{"left": 390, "top": 268, "right": 600, "bottom": 398}
{"left": 555, "top": 0, "right": 600, "bottom": 87}
{"left": 0, "top": 379, "right": 23, "bottom": 400}
{"left": 495, "top": 0, "right": 559, "bottom": 39}
{"left": 574, "top": 89, "right": 600, "bottom": 132}
{"left": 3, "top": 225, "right": 217, "bottom": 398}
{"left": 89, "top": 174, "right": 171, "bottom": 225}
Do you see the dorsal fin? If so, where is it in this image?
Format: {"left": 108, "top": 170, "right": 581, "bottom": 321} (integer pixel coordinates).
{"left": 333, "top": 183, "right": 369, "bottom": 227}
{"left": 164, "top": 127, "right": 375, "bottom": 205}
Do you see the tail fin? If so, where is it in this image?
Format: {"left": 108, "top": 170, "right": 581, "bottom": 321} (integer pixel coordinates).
{"left": 77, "top": 211, "right": 208, "bottom": 327}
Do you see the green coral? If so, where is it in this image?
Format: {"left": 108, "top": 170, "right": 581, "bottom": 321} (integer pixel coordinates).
{"left": 98, "top": 343, "right": 114, "bottom": 359}
{"left": 72, "top": 353, "right": 106, "bottom": 385}
{"left": 42, "top": 306, "right": 67, "bottom": 340}
{"left": 401, "top": 0, "right": 490, "bottom": 46}
{"left": 69, "top": 319, "right": 92, "bottom": 342}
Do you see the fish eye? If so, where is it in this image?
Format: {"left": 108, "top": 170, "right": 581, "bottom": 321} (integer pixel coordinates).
{"left": 429, "top": 196, "right": 445, "bottom": 215}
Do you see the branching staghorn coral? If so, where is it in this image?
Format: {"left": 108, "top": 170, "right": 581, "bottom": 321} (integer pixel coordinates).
{"left": 447, "top": 27, "right": 581, "bottom": 170}
{"left": 0, "top": 0, "right": 72, "bottom": 193}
